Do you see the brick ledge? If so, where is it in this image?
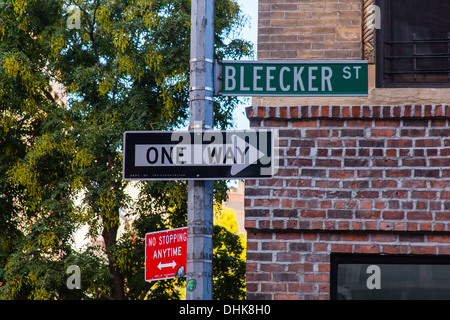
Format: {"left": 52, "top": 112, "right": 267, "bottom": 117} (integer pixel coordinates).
{"left": 245, "top": 227, "right": 450, "bottom": 235}
{"left": 246, "top": 105, "right": 450, "bottom": 120}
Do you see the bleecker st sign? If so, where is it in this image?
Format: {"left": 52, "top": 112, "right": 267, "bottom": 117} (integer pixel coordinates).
{"left": 123, "top": 129, "right": 278, "bottom": 180}
{"left": 220, "top": 60, "right": 368, "bottom": 96}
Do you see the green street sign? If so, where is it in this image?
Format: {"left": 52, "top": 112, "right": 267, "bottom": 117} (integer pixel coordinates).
{"left": 220, "top": 60, "right": 368, "bottom": 96}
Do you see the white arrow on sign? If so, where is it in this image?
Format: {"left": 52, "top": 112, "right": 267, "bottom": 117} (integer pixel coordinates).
{"left": 229, "top": 134, "right": 264, "bottom": 175}
{"left": 158, "top": 260, "right": 177, "bottom": 270}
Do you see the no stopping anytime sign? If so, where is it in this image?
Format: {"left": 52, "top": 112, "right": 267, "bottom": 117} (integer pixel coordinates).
{"left": 145, "top": 227, "right": 187, "bottom": 282}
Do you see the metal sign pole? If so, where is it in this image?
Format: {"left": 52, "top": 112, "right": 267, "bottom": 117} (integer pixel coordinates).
{"left": 186, "top": 0, "right": 214, "bottom": 300}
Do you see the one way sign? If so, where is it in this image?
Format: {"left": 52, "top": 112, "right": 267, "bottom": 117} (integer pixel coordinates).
{"left": 123, "top": 129, "right": 278, "bottom": 180}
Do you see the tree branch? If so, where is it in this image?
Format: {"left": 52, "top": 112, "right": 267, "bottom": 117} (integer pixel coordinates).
{"left": 139, "top": 281, "right": 156, "bottom": 300}
{"left": 101, "top": 293, "right": 115, "bottom": 300}
{"left": 79, "top": 3, "right": 101, "bottom": 66}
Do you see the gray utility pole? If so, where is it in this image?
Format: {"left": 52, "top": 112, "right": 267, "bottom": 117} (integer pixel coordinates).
{"left": 186, "top": 0, "right": 214, "bottom": 300}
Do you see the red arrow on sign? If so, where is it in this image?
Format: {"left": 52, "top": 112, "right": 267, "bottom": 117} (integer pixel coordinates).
{"left": 145, "top": 227, "right": 187, "bottom": 282}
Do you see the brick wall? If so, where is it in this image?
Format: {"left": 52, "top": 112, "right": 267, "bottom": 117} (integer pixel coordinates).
{"left": 247, "top": 231, "right": 450, "bottom": 300}
{"left": 245, "top": 105, "right": 450, "bottom": 299}
{"left": 249, "top": 0, "right": 450, "bottom": 300}
{"left": 258, "top": 0, "right": 362, "bottom": 60}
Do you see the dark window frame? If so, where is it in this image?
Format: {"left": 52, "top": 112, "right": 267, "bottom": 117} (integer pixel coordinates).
{"left": 376, "top": 0, "right": 450, "bottom": 88}
{"left": 330, "top": 254, "right": 450, "bottom": 300}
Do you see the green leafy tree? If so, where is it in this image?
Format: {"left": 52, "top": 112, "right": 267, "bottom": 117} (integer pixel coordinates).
{"left": 0, "top": 0, "right": 252, "bottom": 299}
{"left": 213, "top": 205, "right": 246, "bottom": 300}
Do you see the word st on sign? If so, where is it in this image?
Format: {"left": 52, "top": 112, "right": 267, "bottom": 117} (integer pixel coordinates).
{"left": 220, "top": 60, "right": 368, "bottom": 96}
{"left": 123, "top": 129, "right": 278, "bottom": 180}
{"left": 145, "top": 227, "right": 187, "bottom": 282}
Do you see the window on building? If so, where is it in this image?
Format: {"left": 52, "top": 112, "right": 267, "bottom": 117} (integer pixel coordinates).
{"left": 330, "top": 254, "right": 450, "bottom": 300}
{"left": 376, "top": 0, "right": 450, "bottom": 87}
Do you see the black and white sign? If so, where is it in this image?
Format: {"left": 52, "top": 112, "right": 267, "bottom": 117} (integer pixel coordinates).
{"left": 123, "top": 129, "right": 278, "bottom": 180}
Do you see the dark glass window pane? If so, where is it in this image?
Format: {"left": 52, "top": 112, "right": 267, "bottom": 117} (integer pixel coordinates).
{"left": 381, "top": 0, "right": 450, "bottom": 86}
{"left": 331, "top": 255, "right": 450, "bottom": 300}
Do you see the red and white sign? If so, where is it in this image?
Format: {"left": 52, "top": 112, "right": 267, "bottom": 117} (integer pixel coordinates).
{"left": 145, "top": 227, "right": 187, "bottom": 282}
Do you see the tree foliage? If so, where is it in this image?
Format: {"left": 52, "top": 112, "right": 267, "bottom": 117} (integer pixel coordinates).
{"left": 0, "top": 0, "right": 252, "bottom": 299}
{"left": 213, "top": 205, "right": 246, "bottom": 300}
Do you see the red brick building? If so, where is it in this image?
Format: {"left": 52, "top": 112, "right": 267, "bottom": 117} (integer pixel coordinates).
{"left": 245, "top": 0, "right": 450, "bottom": 300}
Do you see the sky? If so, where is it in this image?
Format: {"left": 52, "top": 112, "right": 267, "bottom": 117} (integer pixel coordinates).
{"left": 230, "top": 0, "right": 258, "bottom": 130}
{"left": 236, "top": 0, "right": 258, "bottom": 53}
